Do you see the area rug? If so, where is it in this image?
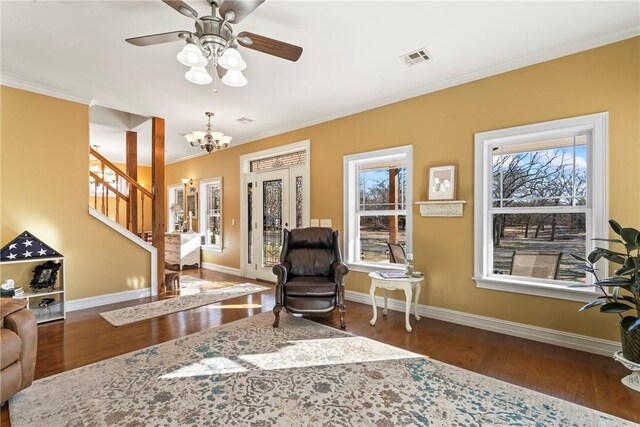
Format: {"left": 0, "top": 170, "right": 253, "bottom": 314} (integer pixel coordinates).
{"left": 99, "top": 282, "right": 270, "bottom": 327}
{"left": 10, "top": 313, "right": 634, "bottom": 426}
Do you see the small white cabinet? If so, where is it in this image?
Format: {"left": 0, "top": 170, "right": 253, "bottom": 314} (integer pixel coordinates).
{"left": 3, "top": 257, "right": 66, "bottom": 324}
{"left": 165, "top": 232, "right": 200, "bottom": 270}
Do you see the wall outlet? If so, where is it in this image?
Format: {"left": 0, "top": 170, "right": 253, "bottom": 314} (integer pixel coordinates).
{"left": 320, "top": 219, "right": 332, "bottom": 227}
{"left": 231, "top": 219, "right": 236, "bottom": 226}
{"left": 310, "top": 219, "right": 319, "bottom": 226}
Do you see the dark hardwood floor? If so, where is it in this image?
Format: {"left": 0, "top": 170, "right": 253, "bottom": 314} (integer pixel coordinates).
{"left": 2, "top": 268, "right": 638, "bottom": 425}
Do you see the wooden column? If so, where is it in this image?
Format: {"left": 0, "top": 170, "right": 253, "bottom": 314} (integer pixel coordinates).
{"left": 152, "top": 117, "right": 166, "bottom": 294}
{"left": 389, "top": 168, "right": 399, "bottom": 243}
{"left": 126, "top": 131, "right": 138, "bottom": 233}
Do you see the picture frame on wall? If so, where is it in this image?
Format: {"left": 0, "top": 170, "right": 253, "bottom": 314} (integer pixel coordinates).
{"left": 428, "top": 165, "right": 456, "bottom": 200}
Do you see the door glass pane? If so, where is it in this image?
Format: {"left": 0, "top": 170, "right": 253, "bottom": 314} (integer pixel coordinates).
{"left": 492, "top": 213, "right": 586, "bottom": 282}
{"left": 263, "top": 179, "right": 283, "bottom": 267}
{"left": 247, "top": 183, "right": 253, "bottom": 264}
{"left": 295, "top": 176, "right": 303, "bottom": 228}
{"left": 358, "top": 215, "right": 406, "bottom": 263}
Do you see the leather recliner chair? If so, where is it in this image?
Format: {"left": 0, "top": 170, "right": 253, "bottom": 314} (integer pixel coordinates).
{"left": 1, "top": 298, "right": 37, "bottom": 403}
{"left": 272, "top": 227, "right": 349, "bottom": 329}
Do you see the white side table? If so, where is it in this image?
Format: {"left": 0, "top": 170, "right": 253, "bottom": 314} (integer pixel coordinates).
{"left": 368, "top": 272, "right": 423, "bottom": 333}
{"left": 613, "top": 351, "right": 640, "bottom": 393}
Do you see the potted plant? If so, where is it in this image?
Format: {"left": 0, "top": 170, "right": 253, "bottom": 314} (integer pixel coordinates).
{"left": 572, "top": 220, "right": 640, "bottom": 363}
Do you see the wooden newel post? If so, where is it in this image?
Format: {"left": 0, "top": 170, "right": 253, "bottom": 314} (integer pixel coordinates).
{"left": 152, "top": 117, "right": 166, "bottom": 294}
{"left": 126, "top": 131, "right": 138, "bottom": 233}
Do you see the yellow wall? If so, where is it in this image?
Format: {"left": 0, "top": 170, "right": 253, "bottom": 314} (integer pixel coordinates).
{"left": 1, "top": 87, "right": 151, "bottom": 300}
{"left": 167, "top": 37, "right": 639, "bottom": 341}
{"left": 88, "top": 163, "right": 153, "bottom": 231}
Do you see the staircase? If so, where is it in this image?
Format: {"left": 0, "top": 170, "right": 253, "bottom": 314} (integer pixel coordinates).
{"left": 87, "top": 117, "right": 166, "bottom": 294}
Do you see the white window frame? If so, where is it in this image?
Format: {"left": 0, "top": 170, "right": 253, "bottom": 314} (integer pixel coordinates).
{"left": 167, "top": 184, "right": 184, "bottom": 232}
{"left": 473, "top": 113, "right": 608, "bottom": 302}
{"left": 199, "top": 177, "right": 223, "bottom": 252}
{"left": 344, "top": 145, "right": 413, "bottom": 273}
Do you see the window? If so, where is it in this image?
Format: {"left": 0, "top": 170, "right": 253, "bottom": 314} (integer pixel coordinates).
{"left": 199, "top": 177, "right": 223, "bottom": 251}
{"left": 344, "top": 145, "right": 412, "bottom": 271}
{"left": 474, "top": 113, "right": 608, "bottom": 302}
{"left": 167, "top": 184, "right": 184, "bottom": 232}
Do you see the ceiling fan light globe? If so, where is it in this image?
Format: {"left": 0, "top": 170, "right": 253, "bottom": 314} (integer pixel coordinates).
{"left": 219, "top": 48, "right": 246, "bottom": 71}
{"left": 185, "top": 67, "right": 212, "bottom": 85}
{"left": 177, "top": 44, "right": 207, "bottom": 68}
{"left": 222, "top": 70, "right": 248, "bottom": 87}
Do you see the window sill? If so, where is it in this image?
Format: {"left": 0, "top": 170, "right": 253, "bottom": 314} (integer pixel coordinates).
{"left": 346, "top": 262, "right": 405, "bottom": 274}
{"left": 201, "top": 245, "right": 222, "bottom": 253}
{"left": 473, "top": 276, "right": 600, "bottom": 303}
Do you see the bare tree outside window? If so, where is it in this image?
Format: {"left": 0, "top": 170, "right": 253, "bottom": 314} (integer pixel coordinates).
{"left": 491, "top": 136, "right": 588, "bottom": 282}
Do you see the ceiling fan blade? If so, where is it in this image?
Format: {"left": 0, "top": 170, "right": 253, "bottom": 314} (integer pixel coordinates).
{"left": 237, "top": 32, "right": 303, "bottom": 62}
{"left": 219, "top": 0, "right": 265, "bottom": 23}
{"left": 126, "top": 31, "right": 190, "bottom": 47}
{"left": 162, "top": 0, "right": 199, "bottom": 20}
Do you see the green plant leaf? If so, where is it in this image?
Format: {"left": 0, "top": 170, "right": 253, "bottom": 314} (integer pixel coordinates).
{"left": 600, "top": 302, "right": 634, "bottom": 313}
{"left": 571, "top": 254, "right": 587, "bottom": 262}
{"left": 592, "top": 238, "right": 625, "bottom": 244}
{"left": 627, "top": 318, "right": 640, "bottom": 332}
{"left": 620, "top": 295, "right": 639, "bottom": 305}
{"left": 620, "top": 228, "right": 640, "bottom": 246}
{"left": 602, "top": 253, "right": 627, "bottom": 265}
{"left": 609, "top": 220, "right": 623, "bottom": 235}
{"left": 595, "top": 277, "right": 632, "bottom": 286}
{"left": 588, "top": 250, "right": 603, "bottom": 264}
{"left": 579, "top": 300, "right": 604, "bottom": 312}
{"left": 614, "top": 266, "right": 640, "bottom": 276}
{"left": 612, "top": 286, "right": 619, "bottom": 301}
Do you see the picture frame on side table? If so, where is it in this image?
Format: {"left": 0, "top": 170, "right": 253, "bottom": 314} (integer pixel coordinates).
{"left": 428, "top": 165, "right": 456, "bottom": 200}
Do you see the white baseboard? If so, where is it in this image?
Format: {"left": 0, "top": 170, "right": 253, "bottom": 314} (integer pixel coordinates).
{"left": 66, "top": 288, "right": 150, "bottom": 312}
{"left": 345, "top": 290, "right": 621, "bottom": 357}
{"left": 201, "top": 262, "right": 242, "bottom": 277}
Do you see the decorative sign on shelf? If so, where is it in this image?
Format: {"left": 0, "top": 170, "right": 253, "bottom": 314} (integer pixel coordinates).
{"left": 415, "top": 201, "right": 466, "bottom": 217}
{"left": 0, "top": 231, "right": 63, "bottom": 262}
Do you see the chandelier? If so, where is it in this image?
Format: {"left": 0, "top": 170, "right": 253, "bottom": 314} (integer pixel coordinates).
{"left": 184, "top": 112, "right": 231, "bottom": 153}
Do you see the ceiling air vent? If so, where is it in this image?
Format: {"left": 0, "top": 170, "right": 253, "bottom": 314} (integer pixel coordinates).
{"left": 399, "top": 48, "right": 430, "bottom": 66}
{"left": 236, "top": 117, "right": 255, "bottom": 124}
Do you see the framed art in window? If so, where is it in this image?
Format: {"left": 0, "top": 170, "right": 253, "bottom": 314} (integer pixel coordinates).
{"left": 428, "top": 165, "right": 456, "bottom": 200}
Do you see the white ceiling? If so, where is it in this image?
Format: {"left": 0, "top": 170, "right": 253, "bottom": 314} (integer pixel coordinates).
{"left": 2, "top": 1, "right": 638, "bottom": 165}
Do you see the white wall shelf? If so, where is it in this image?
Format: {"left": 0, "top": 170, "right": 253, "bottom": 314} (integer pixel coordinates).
{"left": 416, "top": 200, "right": 467, "bottom": 217}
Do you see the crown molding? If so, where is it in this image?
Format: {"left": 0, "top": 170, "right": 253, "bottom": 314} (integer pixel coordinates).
{"left": 0, "top": 76, "right": 93, "bottom": 105}
{"left": 167, "top": 26, "right": 638, "bottom": 165}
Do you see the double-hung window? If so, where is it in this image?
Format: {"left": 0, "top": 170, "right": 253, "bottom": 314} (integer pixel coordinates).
{"left": 474, "top": 113, "right": 608, "bottom": 301}
{"left": 199, "top": 177, "right": 223, "bottom": 251}
{"left": 344, "top": 145, "right": 412, "bottom": 271}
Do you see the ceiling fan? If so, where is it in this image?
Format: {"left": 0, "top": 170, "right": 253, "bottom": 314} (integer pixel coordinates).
{"left": 126, "top": 0, "right": 303, "bottom": 88}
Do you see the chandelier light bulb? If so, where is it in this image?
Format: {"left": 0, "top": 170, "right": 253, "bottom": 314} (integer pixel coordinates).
{"left": 222, "top": 69, "right": 248, "bottom": 87}
{"left": 177, "top": 43, "right": 207, "bottom": 68}
{"left": 210, "top": 131, "right": 224, "bottom": 140}
{"left": 220, "top": 135, "right": 232, "bottom": 147}
{"left": 185, "top": 67, "right": 212, "bottom": 85}
{"left": 219, "top": 48, "right": 246, "bottom": 71}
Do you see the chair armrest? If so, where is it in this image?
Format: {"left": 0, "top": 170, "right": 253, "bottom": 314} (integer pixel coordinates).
{"left": 4, "top": 306, "right": 38, "bottom": 388}
{"left": 330, "top": 261, "right": 349, "bottom": 285}
{"left": 272, "top": 262, "right": 291, "bottom": 285}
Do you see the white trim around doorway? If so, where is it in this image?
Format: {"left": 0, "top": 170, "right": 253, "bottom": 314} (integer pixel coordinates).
{"left": 239, "top": 139, "right": 311, "bottom": 279}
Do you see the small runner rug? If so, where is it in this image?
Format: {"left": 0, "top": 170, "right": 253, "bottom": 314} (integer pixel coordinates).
{"left": 10, "top": 312, "right": 634, "bottom": 426}
{"left": 99, "top": 281, "right": 269, "bottom": 327}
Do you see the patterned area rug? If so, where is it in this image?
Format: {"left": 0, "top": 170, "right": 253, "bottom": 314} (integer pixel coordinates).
{"left": 99, "top": 282, "right": 270, "bottom": 326}
{"left": 10, "top": 313, "right": 634, "bottom": 426}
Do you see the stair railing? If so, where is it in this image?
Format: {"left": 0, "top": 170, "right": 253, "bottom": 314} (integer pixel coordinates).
{"left": 89, "top": 147, "right": 154, "bottom": 239}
